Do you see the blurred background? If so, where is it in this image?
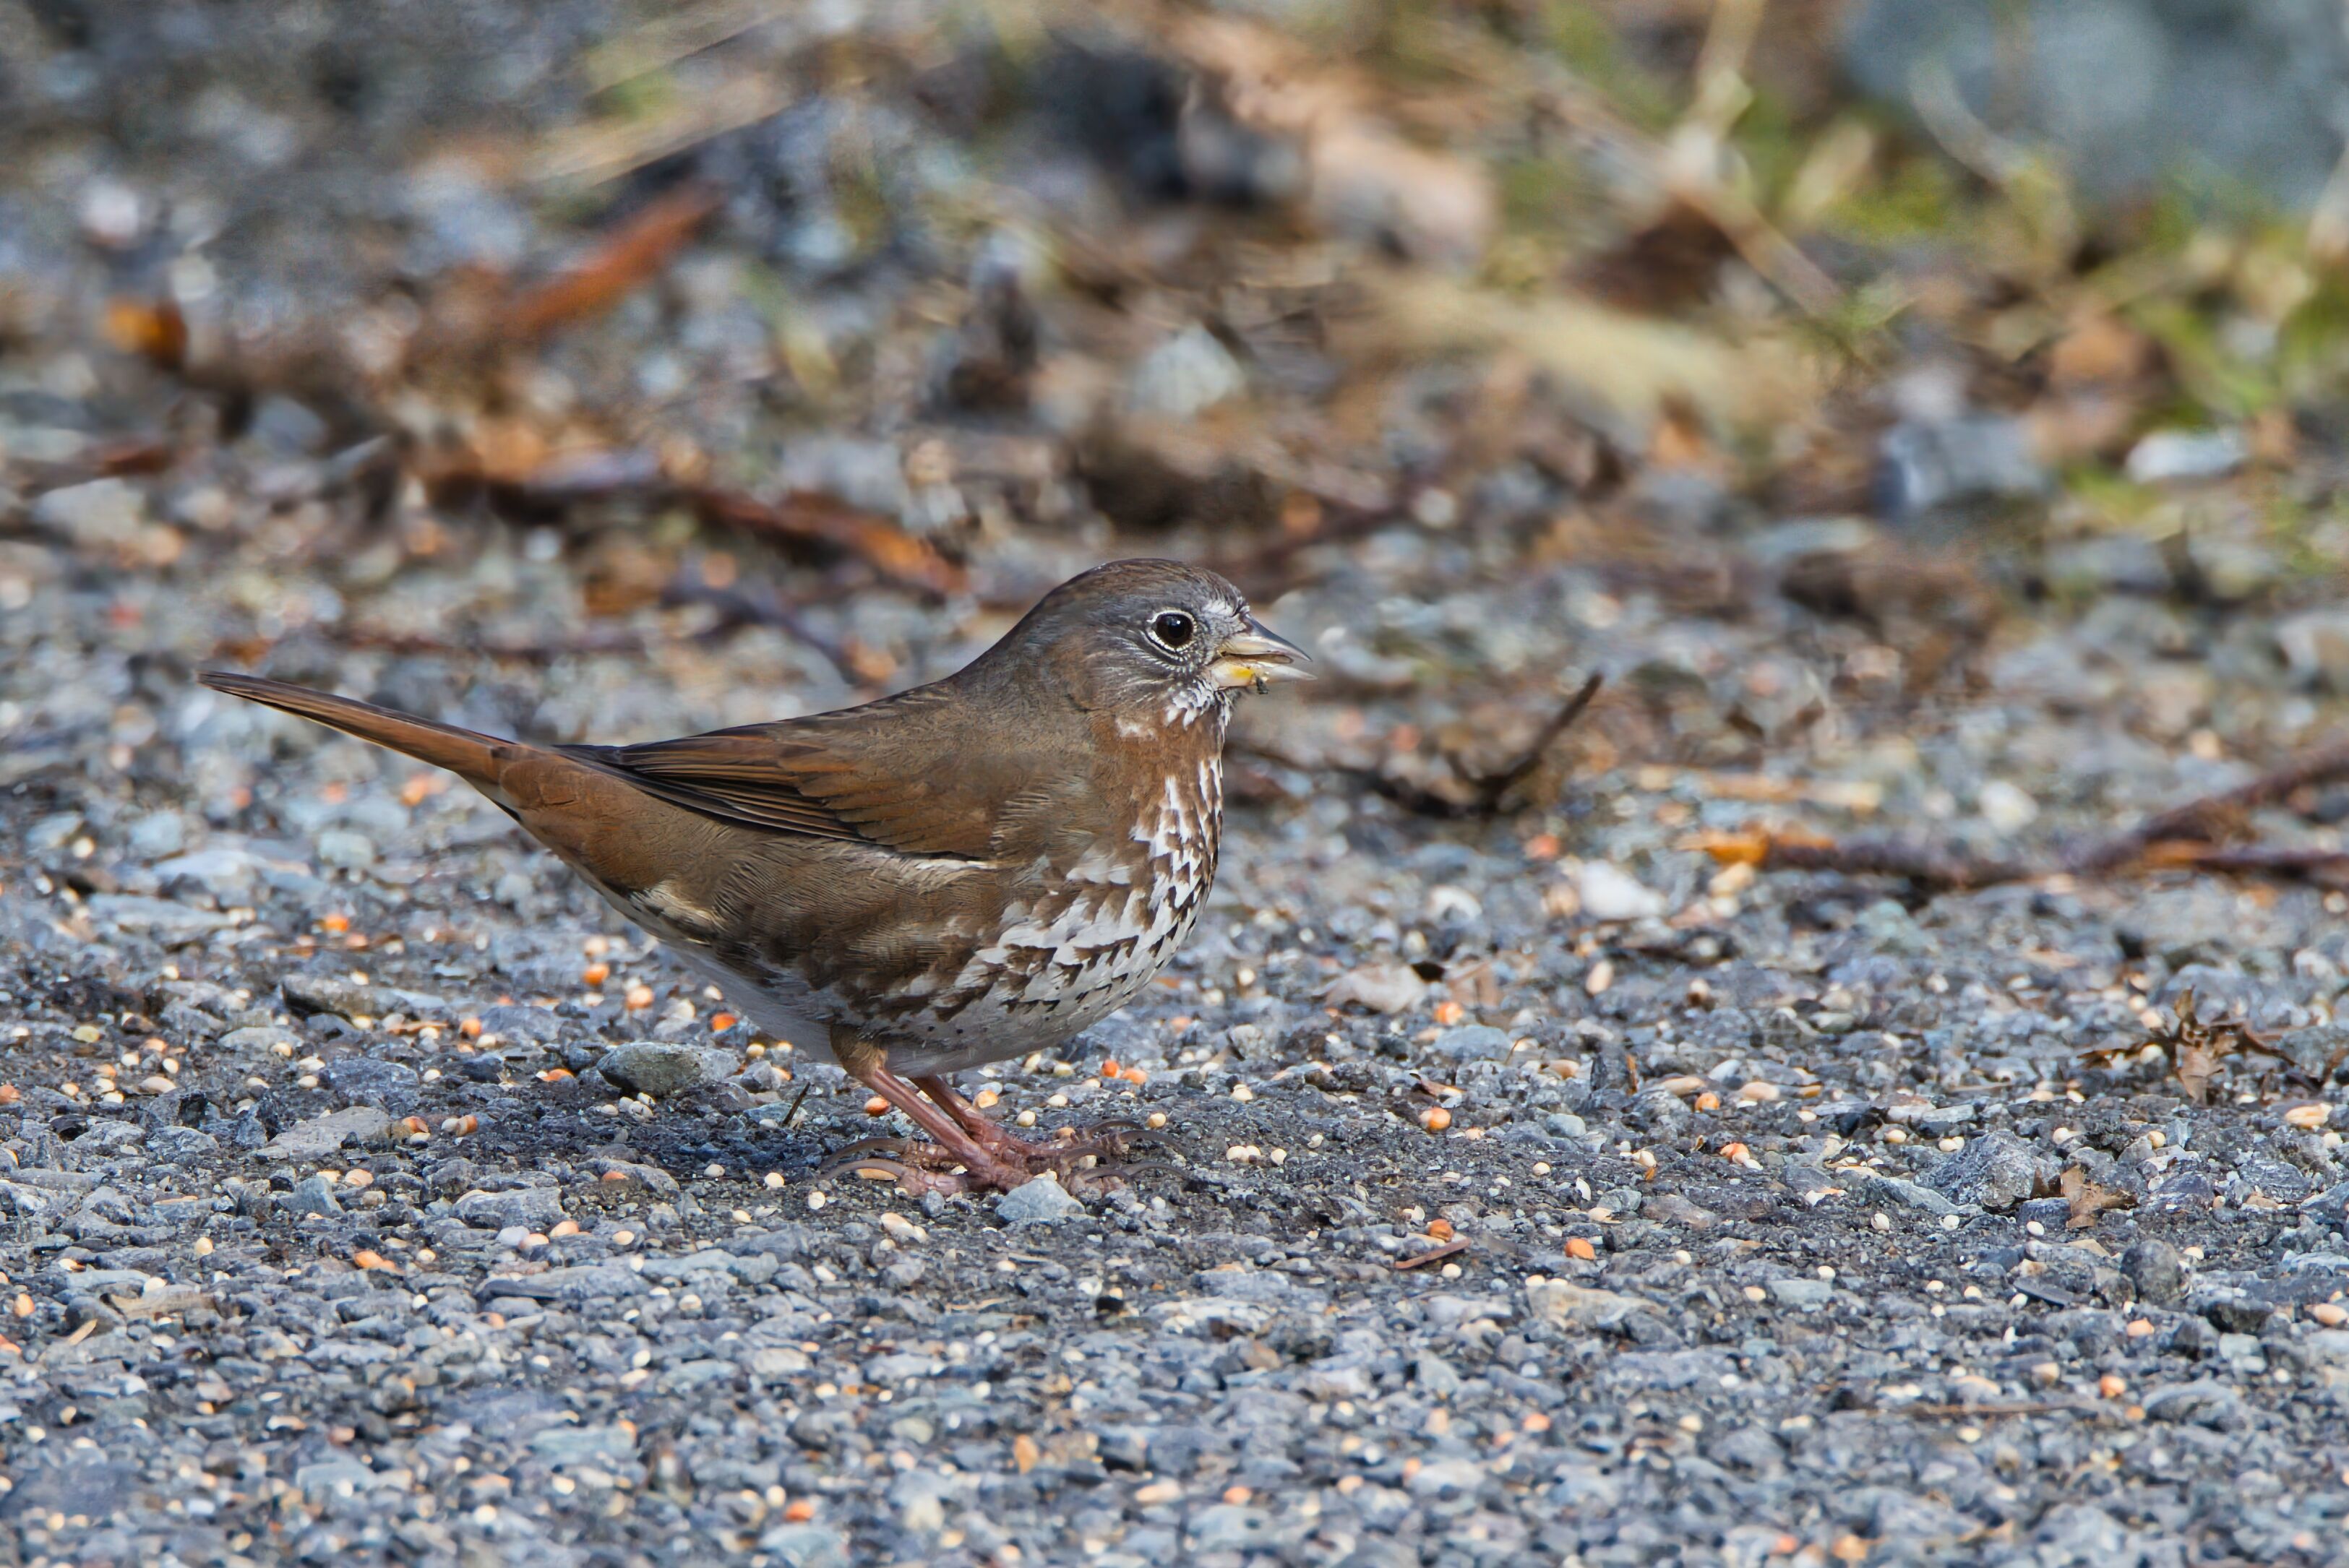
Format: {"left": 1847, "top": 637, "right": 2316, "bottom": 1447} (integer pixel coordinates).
{"left": 7, "top": 0, "right": 2349, "bottom": 851}
{"left": 14, "top": 12, "right": 2349, "bottom": 1561}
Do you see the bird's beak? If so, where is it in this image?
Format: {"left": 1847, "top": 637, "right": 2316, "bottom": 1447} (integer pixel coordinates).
{"left": 1208, "top": 616, "right": 1313, "bottom": 692}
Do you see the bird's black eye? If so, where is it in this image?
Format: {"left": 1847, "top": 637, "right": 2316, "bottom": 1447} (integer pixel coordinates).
{"left": 1148, "top": 610, "right": 1196, "bottom": 651}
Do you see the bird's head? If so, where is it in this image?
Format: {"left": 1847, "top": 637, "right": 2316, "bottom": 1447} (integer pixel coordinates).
{"left": 982, "top": 559, "right": 1309, "bottom": 730}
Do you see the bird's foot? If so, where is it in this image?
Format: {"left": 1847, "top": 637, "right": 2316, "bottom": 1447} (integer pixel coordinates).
{"left": 822, "top": 1127, "right": 1140, "bottom": 1197}
{"left": 960, "top": 1116, "right": 1157, "bottom": 1168}
{"left": 820, "top": 1064, "right": 1169, "bottom": 1196}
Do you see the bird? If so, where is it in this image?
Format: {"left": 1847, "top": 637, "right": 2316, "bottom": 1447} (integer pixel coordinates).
{"left": 199, "top": 559, "right": 1307, "bottom": 1193}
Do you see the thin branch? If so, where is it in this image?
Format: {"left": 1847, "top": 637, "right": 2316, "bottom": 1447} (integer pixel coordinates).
{"left": 1247, "top": 673, "right": 1605, "bottom": 820}
{"left": 1464, "top": 672, "right": 1607, "bottom": 810}
{"left": 1743, "top": 733, "right": 2349, "bottom": 892}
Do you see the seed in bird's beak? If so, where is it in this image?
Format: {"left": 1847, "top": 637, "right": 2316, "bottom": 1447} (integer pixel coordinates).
{"left": 1208, "top": 616, "right": 1313, "bottom": 691}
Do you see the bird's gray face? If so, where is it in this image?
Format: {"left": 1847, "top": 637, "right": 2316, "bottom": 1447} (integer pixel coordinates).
{"left": 1102, "top": 583, "right": 1310, "bottom": 725}
{"left": 994, "top": 559, "right": 1310, "bottom": 727}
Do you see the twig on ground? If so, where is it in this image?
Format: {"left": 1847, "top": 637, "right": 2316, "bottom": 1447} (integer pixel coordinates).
{"left": 2134, "top": 843, "right": 2349, "bottom": 884}
{"left": 504, "top": 184, "right": 723, "bottom": 340}
{"left": 1244, "top": 673, "right": 1604, "bottom": 819}
{"left": 1748, "top": 835, "right": 2027, "bottom": 890}
{"left": 418, "top": 450, "right": 966, "bottom": 605}
{"left": 11, "top": 435, "right": 177, "bottom": 501}
{"left": 658, "top": 579, "right": 854, "bottom": 681}
{"left": 1453, "top": 672, "right": 1608, "bottom": 813}
{"left": 1395, "top": 1238, "right": 1471, "bottom": 1271}
{"left": 685, "top": 486, "right": 966, "bottom": 601}
{"left": 2070, "top": 733, "right": 2349, "bottom": 871}
{"left": 1712, "top": 731, "right": 2349, "bottom": 892}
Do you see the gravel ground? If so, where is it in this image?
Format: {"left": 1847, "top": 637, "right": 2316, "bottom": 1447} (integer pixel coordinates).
{"left": 12, "top": 4, "right": 2349, "bottom": 1567}
{"left": 11, "top": 509, "right": 2349, "bottom": 1568}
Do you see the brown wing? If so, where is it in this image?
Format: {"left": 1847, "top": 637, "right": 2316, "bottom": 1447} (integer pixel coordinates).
{"left": 557, "top": 685, "right": 1029, "bottom": 859}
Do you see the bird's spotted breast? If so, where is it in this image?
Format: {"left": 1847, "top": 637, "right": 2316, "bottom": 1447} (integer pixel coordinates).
{"left": 782, "top": 751, "right": 1229, "bottom": 1074}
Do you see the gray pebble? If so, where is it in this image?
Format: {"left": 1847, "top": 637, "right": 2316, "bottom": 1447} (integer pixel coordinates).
{"left": 455, "top": 1185, "right": 567, "bottom": 1230}
{"left": 287, "top": 1173, "right": 342, "bottom": 1215}
{"left": 995, "top": 1171, "right": 1085, "bottom": 1225}
{"left": 259, "top": 1106, "right": 392, "bottom": 1160}
{"left": 597, "top": 1041, "right": 739, "bottom": 1098}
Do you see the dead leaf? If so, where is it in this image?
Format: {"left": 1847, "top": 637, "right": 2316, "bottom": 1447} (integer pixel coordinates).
{"left": 103, "top": 297, "right": 188, "bottom": 370}
{"left": 1321, "top": 962, "right": 1429, "bottom": 1015}
{"left": 2086, "top": 988, "right": 2284, "bottom": 1106}
{"left": 2060, "top": 1166, "right": 2134, "bottom": 1230}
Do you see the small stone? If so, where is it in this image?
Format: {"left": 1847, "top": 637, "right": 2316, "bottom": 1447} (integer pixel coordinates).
{"left": 220, "top": 1025, "right": 301, "bottom": 1055}
{"left": 1877, "top": 415, "right": 2047, "bottom": 517}
{"left": 1977, "top": 780, "right": 2038, "bottom": 835}
{"left": 2125, "top": 428, "right": 2245, "bottom": 484}
{"left": 319, "top": 1056, "right": 421, "bottom": 1115}
{"left": 288, "top": 1173, "right": 342, "bottom": 1216}
{"left": 1926, "top": 1128, "right": 2047, "bottom": 1211}
{"left": 1430, "top": 1025, "right": 1512, "bottom": 1062}
{"left": 260, "top": 1106, "right": 392, "bottom": 1160}
{"left": 597, "top": 1041, "right": 739, "bottom": 1098}
{"left": 1322, "top": 962, "right": 1428, "bottom": 1015}
{"left": 31, "top": 477, "right": 145, "bottom": 551}
{"left": 456, "top": 1185, "right": 567, "bottom": 1230}
{"left": 757, "top": 1522, "right": 849, "bottom": 1568}
{"left": 1524, "top": 1280, "right": 1648, "bottom": 1331}
{"left": 476, "top": 1004, "right": 565, "bottom": 1046}
{"left": 281, "top": 972, "right": 445, "bottom": 1020}
{"left": 314, "top": 828, "right": 377, "bottom": 871}
{"left": 1576, "top": 861, "right": 1665, "bottom": 923}
{"left": 2121, "top": 1239, "right": 2186, "bottom": 1307}
{"left": 126, "top": 811, "right": 187, "bottom": 860}
{"left": 147, "top": 1127, "right": 218, "bottom": 1163}
{"left": 995, "top": 1171, "right": 1085, "bottom": 1225}
{"left": 85, "top": 895, "right": 235, "bottom": 939}
{"left": 2275, "top": 611, "right": 2349, "bottom": 689}
{"left": 1127, "top": 325, "right": 1247, "bottom": 419}
{"left": 2017, "top": 1196, "right": 2072, "bottom": 1228}
{"left": 531, "top": 1423, "right": 639, "bottom": 1467}
{"left": 2140, "top": 1380, "right": 2248, "bottom": 1431}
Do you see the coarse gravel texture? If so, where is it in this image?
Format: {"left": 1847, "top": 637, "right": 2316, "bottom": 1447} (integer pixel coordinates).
{"left": 12, "top": 505, "right": 2349, "bottom": 1568}
{"left": 11, "top": 4, "right": 2349, "bottom": 1567}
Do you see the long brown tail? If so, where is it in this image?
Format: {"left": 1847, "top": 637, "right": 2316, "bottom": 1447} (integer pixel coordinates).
{"left": 197, "top": 672, "right": 510, "bottom": 788}
{"left": 199, "top": 671, "right": 753, "bottom": 895}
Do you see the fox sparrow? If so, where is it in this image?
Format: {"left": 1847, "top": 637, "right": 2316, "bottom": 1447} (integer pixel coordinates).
{"left": 201, "top": 559, "right": 1307, "bottom": 1192}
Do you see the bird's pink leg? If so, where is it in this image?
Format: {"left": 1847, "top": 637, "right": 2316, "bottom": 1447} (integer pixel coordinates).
{"left": 827, "top": 1038, "right": 1029, "bottom": 1194}
{"left": 914, "top": 1074, "right": 1149, "bottom": 1168}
